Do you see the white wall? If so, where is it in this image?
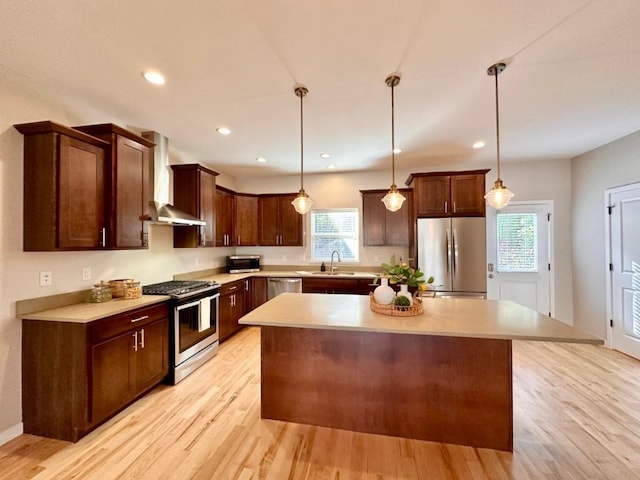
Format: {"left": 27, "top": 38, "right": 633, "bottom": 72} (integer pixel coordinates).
{"left": 571, "top": 130, "right": 640, "bottom": 338}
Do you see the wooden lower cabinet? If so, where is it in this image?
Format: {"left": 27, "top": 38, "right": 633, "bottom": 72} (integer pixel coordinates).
{"left": 219, "top": 280, "right": 247, "bottom": 343}
{"left": 22, "top": 302, "right": 169, "bottom": 442}
{"left": 302, "top": 277, "right": 375, "bottom": 295}
{"left": 250, "top": 277, "right": 268, "bottom": 310}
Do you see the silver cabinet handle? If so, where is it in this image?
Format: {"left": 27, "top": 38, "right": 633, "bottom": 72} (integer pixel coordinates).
{"left": 140, "top": 328, "right": 145, "bottom": 349}
{"left": 453, "top": 201, "right": 457, "bottom": 213}
{"left": 237, "top": 235, "right": 240, "bottom": 245}
{"left": 131, "top": 315, "right": 149, "bottom": 323}
{"left": 100, "top": 227, "right": 106, "bottom": 247}
{"left": 444, "top": 201, "right": 448, "bottom": 214}
{"left": 132, "top": 331, "right": 138, "bottom": 351}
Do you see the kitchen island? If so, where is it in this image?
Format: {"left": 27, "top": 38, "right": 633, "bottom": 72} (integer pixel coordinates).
{"left": 240, "top": 293, "right": 603, "bottom": 451}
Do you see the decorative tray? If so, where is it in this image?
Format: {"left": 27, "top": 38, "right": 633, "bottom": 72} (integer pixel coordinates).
{"left": 369, "top": 293, "right": 424, "bottom": 317}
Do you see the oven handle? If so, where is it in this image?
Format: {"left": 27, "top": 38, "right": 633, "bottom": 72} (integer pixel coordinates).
{"left": 176, "top": 293, "right": 220, "bottom": 311}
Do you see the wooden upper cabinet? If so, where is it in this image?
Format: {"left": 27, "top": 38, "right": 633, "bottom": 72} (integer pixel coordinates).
{"left": 172, "top": 164, "right": 218, "bottom": 248}
{"left": 407, "top": 170, "right": 489, "bottom": 218}
{"left": 74, "top": 123, "right": 154, "bottom": 249}
{"left": 15, "top": 121, "right": 109, "bottom": 251}
{"left": 215, "top": 187, "right": 235, "bottom": 246}
{"left": 259, "top": 194, "right": 303, "bottom": 246}
{"left": 235, "top": 193, "right": 259, "bottom": 246}
{"left": 361, "top": 189, "right": 413, "bottom": 246}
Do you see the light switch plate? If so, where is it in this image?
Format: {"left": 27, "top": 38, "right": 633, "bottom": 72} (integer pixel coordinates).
{"left": 82, "top": 267, "right": 92, "bottom": 281}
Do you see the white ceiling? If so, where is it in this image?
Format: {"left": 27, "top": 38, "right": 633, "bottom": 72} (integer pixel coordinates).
{"left": 2, "top": 0, "right": 640, "bottom": 178}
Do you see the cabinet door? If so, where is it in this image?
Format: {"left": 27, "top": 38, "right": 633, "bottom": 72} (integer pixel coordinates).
{"left": 91, "top": 332, "right": 135, "bottom": 423}
{"left": 251, "top": 277, "right": 268, "bottom": 311}
{"left": 58, "top": 135, "right": 106, "bottom": 249}
{"left": 173, "top": 165, "right": 217, "bottom": 248}
{"left": 215, "top": 189, "right": 234, "bottom": 246}
{"left": 450, "top": 174, "right": 486, "bottom": 216}
{"left": 362, "top": 192, "right": 386, "bottom": 246}
{"left": 385, "top": 190, "right": 413, "bottom": 246}
{"left": 114, "top": 136, "right": 150, "bottom": 248}
{"left": 218, "top": 292, "right": 234, "bottom": 343}
{"left": 200, "top": 170, "right": 216, "bottom": 247}
{"left": 259, "top": 196, "right": 280, "bottom": 246}
{"left": 135, "top": 318, "right": 169, "bottom": 393}
{"left": 235, "top": 194, "right": 258, "bottom": 246}
{"left": 279, "top": 195, "right": 303, "bottom": 246}
{"left": 415, "top": 176, "right": 451, "bottom": 217}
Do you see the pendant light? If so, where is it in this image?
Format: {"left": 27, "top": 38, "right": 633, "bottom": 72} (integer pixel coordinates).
{"left": 291, "top": 85, "right": 313, "bottom": 214}
{"left": 381, "top": 74, "right": 406, "bottom": 212}
{"left": 484, "top": 62, "right": 514, "bottom": 209}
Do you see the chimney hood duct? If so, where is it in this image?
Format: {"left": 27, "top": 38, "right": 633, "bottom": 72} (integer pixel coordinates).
{"left": 141, "top": 131, "right": 205, "bottom": 226}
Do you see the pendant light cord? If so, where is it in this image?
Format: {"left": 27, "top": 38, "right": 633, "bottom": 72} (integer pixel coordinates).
{"left": 494, "top": 69, "right": 501, "bottom": 181}
{"left": 300, "top": 89, "right": 304, "bottom": 190}
{"left": 391, "top": 80, "right": 396, "bottom": 188}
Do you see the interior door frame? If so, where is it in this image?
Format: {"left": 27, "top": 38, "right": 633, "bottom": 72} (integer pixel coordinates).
{"left": 604, "top": 181, "right": 640, "bottom": 349}
{"left": 486, "top": 200, "right": 555, "bottom": 316}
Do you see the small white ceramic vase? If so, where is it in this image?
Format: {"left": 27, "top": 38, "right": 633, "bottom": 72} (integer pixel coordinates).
{"left": 373, "top": 277, "right": 395, "bottom": 305}
{"left": 397, "top": 284, "right": 413, "bottom": 306}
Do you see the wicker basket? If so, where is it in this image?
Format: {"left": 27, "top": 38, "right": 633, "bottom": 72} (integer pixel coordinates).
{"left": 369, "top": 292, "right": 424, "bottom": 316}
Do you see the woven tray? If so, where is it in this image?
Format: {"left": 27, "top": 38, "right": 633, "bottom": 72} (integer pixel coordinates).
{"left": 369, "top": 293, "right": 424, "bottom": 317}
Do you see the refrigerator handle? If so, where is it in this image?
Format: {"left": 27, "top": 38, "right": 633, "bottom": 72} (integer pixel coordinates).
{"left": 446, "top": 228, "right": 451, "bottom": 276}
{"left": 452, "top": 228, "right": 458, "bottom": 276}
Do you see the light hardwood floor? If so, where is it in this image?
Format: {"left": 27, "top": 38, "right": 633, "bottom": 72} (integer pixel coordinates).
{"left": 2, "top": 326, "right": 640, "bottom": 479}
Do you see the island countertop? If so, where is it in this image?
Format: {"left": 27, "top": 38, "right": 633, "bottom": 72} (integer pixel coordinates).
{"left": 240, "top": 293, "right": 603, "bottom": 345}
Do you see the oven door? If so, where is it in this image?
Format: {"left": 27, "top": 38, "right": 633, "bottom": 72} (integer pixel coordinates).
{"left": 174, "top": 292, "right": 219, "bottom": 366}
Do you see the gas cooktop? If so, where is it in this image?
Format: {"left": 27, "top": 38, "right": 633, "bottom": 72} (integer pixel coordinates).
{"left": 142, "top": 280, "right": 219, "bottom": 297}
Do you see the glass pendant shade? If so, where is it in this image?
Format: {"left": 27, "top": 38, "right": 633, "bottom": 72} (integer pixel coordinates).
{"left": 291, "top": 189, "right": 313, "bottom": 214}
{"left": 484, "top": 179, "right": 514, "bottom": 209}
{"left": 382, "top": 185, "right": 406, "bottom": 212}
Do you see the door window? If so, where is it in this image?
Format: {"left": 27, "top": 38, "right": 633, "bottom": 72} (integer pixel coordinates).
{"left": 496, "top": 213, "right": 538, "bottom": 272}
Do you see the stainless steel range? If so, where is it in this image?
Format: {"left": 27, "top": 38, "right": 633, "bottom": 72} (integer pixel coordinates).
{"left": 143, "top": 280, "right": 220, "bottom": 384}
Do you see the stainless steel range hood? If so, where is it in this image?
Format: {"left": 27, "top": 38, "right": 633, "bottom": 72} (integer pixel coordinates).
{"left": 141, "top": 131, "right": 205, "bottom": 226}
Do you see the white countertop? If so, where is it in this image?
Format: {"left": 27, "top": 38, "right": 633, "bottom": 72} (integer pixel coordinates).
{"left": 240, "top": 293, "right": 603, "bottom": 344}
{"left": 21, "top": 295, "right": 170, "bottom": 323}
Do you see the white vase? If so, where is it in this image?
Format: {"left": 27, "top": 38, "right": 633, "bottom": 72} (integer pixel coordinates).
{"left": 397, "top": 284, "right": 413, "bottom": 306}
{"left": 374, "top": 277, "right": 395, "bottom": 305}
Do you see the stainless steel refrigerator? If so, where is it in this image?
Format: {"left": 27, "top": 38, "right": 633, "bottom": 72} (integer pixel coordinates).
{"left": 417, "top": 217, "right": 486, "bottom": 297}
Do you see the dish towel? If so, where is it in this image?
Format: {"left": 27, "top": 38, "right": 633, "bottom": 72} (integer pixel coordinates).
{"left": 199, "top": 297, "right": 211, "bottom": 332}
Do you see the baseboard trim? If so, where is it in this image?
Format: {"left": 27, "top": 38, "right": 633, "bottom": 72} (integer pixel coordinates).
{"left": 0, "top": 422, "right": 23, "bottom": 446}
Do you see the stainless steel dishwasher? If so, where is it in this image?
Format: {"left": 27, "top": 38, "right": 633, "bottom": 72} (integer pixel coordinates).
{"left": 267, "top": 277, "right": 302, "bottom": 300}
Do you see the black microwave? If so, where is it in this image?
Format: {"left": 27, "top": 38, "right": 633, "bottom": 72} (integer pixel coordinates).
{"left": 227, "top": 255, "right": 261, "bottom": 273}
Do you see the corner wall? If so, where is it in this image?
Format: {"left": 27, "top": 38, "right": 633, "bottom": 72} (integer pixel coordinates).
{"left": 571, "top": 130, "right": 640, "bottom": 338}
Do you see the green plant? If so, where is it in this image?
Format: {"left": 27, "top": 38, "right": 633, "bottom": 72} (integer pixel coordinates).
{"left": 377, "top": 255, "right": 434, "bottom": 289}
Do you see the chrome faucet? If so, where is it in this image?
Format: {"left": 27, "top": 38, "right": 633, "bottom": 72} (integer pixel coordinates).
{"left": 330, "top": 250, "right": 341, "bottom": 273}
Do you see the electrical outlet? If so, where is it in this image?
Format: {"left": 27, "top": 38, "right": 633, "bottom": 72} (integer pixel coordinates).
{"left": 374, "top": 255, "right": 380, "bottom": 262}
{"left": 82, "top": 267, "right": 92, "bottom": 281}
{"left": 298, "top": 254, "right": 306, "bottom": 261}
{"left": 281, "top": 255, "right": 287, "bottom": 261}
{"left": 195, "top": 256, "right": 199, "bottom": 266}
{"left": 39, "top": 271, "right": 52, "bottom": 286}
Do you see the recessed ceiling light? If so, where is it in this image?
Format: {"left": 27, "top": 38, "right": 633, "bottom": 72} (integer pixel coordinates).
{"left": 320, "top": 153, "right": 331, "bottom": 158}
{"left": 256, "top": 157, "right": 267, "bottom": 163}
{"left": 472, "top": 140, "right": 486, "bottom": 149}
{"left": 327, "top": 164, "right": 336, "bottom": 170}
{"left": 142, "top": 71, "right": 165, "bottom": 85}
{"left": 216, "top": 127, "right": 231, "bottom": 135}
{"left": 393, "top": 147, "right": 402, "bottom": 154}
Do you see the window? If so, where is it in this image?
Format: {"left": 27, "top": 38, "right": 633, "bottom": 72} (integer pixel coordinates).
{"left": 496, "top": 213, "right": 538, "bottom": 272}
{"left": 310, "top": 209, "right": 359, "bottom": 261}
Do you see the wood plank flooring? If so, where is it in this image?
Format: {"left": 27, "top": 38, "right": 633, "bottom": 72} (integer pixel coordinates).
{"left": 2, "top": 326, "right": 640, "bottom": 479}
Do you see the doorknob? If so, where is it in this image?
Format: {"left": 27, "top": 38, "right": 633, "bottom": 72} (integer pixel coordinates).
{"left": 488, "top": 274, "right": 494, "bottom": 279}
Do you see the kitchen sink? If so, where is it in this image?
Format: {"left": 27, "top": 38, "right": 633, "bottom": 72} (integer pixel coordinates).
{"left": 311, "top": 271, "right": 355, "bottom": 275}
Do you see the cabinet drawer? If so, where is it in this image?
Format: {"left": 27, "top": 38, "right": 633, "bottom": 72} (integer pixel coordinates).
{"left": 90, "top": 302, "right": 169, "bottom": 344}
{"left": 220, "top": 280, "right": 246, "bottom": 296}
